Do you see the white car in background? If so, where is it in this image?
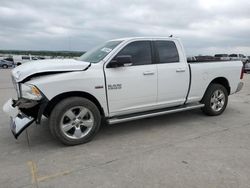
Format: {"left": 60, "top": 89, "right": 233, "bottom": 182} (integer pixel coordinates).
{"left": 12, "top": 55, "right": 32, "bottom": 65}
{"left": 229, "top": 54, "right": 248, "bottom": 64}
{"left": 187, "top": 56, "right": 197, "bottom": 62}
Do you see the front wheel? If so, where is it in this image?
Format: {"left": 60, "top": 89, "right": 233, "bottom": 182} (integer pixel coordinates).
{"left": 2, "top": 64, "right": 8, "bottom": 69}
{"left": 201, "top": 84, "right": 228, "bottom": 116}
{"left": 49, "top": 97, "right": 101, "bottom": 145}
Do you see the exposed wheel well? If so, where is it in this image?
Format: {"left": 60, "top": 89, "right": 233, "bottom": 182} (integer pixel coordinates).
{"left": 44, "top": 91, "right": 104, "bottom": 117}
{"left": 209, "top": 77, "right": 230, "bottom": 95}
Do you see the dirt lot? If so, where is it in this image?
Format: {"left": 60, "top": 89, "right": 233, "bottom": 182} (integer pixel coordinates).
{"left": 0, "top": 69, "right": 250, "bottom": 188}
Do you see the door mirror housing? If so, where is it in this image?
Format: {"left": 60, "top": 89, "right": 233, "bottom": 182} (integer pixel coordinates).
{"left": 108, "top": 55, "right": 132, "bottom": 68}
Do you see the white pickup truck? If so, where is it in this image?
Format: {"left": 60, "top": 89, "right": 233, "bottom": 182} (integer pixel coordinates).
{"left": 3, "top": 37, "right": 244, "bottom": 145}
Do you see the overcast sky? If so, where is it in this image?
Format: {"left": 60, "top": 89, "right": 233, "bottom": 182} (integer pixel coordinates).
{"left": 0, "top": 0, "right": 249, "bottom": 56}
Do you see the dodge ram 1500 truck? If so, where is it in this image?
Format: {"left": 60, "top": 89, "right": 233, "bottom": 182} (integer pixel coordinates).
{"left": 3, "top": 37, "right": 244, "bottom": 145}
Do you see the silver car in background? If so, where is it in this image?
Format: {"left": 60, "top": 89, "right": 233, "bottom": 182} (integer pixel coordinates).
{"left": 0, "top": 60, "right": 14, "bottom": 69}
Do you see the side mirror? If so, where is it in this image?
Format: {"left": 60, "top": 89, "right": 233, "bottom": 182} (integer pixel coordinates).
{"left": 108, "top": 55, "right": 132, "bottom": 68}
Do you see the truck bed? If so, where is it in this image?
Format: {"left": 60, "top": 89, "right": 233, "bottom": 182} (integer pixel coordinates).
{"left": 186, "top": 60, "right": 243, "bottom": 103}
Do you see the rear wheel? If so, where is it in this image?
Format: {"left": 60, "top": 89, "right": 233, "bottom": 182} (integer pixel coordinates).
{"left": 49, "top": 97, "right": 101, "bottom": 145}
{"left": 201, "top": 84, "right": 228, "bottom": 116}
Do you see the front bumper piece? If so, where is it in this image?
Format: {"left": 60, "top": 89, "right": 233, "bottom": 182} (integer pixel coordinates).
{"left": 3, "top": 99, "right": 35, "bottom": 138}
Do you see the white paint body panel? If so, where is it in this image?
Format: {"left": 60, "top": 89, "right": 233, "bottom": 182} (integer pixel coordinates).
{"left": 187, "top": 61, "right": 242, "bottom": 103}
{"left": 12, "top": 59, "right": 90, "bottom": 82}
{"left": 105, "top": 64, "right": 157, "bottom": 116}
{"left": 156, "top": 63, "right": 189, "bottom": 107}
{"left": 26, "top": 63, "right": 109, "bottom": 115}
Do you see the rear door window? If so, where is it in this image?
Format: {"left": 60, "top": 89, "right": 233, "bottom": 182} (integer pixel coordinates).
{"left": 155, "top": 41, "right": 179, "bottom": 63}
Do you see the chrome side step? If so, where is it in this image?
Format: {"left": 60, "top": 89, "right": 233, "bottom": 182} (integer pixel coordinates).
{"left": 107, "top": 103, "right": 204, "bottom": 125}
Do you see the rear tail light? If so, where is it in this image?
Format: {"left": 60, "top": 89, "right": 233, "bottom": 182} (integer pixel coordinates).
{"left": 240, "top": 66, "right": 244, "bottom": 79}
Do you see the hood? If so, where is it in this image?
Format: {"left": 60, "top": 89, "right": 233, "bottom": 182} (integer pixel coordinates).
{"left": 12, "top": 59, "right": 90, "bottom": 82}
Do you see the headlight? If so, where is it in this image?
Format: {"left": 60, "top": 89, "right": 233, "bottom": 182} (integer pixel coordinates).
{"left": 21, "top": 84, "right": 43, "bottom": 100}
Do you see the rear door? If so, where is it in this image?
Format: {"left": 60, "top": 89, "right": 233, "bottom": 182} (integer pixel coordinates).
{"left": 154, "top": 40, "right": 189, "bottom": 107}
{"left": 105, "top": 40, "right": 157, "bottom": 116}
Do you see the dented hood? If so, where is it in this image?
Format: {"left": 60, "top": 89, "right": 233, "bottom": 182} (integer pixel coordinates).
{"left": 12, "top": 59, "right": 90, "bottom": 82}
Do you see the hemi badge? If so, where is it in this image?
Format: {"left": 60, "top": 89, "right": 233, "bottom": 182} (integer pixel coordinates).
{"left": 95, "top": 86, "right": 104, "bottom": 89}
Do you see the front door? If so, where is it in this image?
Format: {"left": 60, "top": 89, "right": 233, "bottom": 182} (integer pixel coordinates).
{"left": 104, "top": 41, "right": 157, "bottom": 116}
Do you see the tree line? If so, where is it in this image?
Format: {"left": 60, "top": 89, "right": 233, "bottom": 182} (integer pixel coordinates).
{"left": 0, "top": 50, "right": 85, "bottom": 57}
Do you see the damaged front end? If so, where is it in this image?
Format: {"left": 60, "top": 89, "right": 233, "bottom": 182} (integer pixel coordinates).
{"left": 3, "top": 83, "right": 48, "bottom": 139}
{"left": 3, "top": 97, "right": 48, "bottom": 139}
{"left": 3, "top": 58, "right": 91, "bottom": 139}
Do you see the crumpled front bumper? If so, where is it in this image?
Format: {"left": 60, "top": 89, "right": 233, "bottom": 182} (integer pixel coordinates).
{"left": 3, "top": 99, "right": 35, "bottom": 138}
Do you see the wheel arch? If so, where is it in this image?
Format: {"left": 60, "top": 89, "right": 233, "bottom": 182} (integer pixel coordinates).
{"left": 201, "top": 77, "right": 230, "bottom": 102}
{"left": 44, "top": 91, "right": 105, "bottom": 117}
{"left": 210, "top": 77, "right": 230, "bottom": 95}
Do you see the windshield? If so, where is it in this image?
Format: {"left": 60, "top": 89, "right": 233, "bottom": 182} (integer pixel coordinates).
{"left": 79, "top": 40, "right": 123, "bottom": 63}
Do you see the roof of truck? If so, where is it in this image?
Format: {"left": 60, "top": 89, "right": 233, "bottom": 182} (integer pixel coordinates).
{"left": 110, "top": 36, "right": 179, "bottom": 41}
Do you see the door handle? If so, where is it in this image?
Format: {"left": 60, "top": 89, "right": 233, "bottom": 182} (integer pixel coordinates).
{"left": 176, "top": 68, "right": 186, "bottom": 72}
{"left": 143, "top": 71, "right": 155, "bottom": 76}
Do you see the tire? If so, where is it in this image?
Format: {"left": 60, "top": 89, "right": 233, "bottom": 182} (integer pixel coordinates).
{"left": 201, "top": 84, "right": 228, "bottom": 116}
{"left": 2, "top": 64, "right": 8, "bottom": 69}
{"left": 49, "top": 97, "right": 101, "bottom": 145}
